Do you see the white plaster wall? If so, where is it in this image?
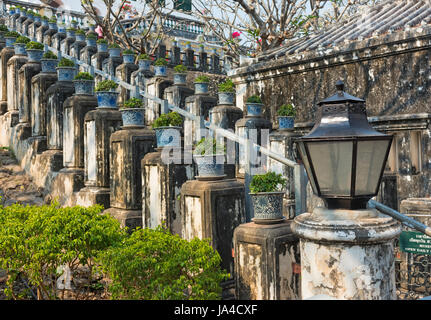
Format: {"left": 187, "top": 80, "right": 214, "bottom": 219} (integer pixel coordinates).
{"left": 63, "top": 107, "right": 74, "bottom": 167}
{"left": 85, "top": 120, "right": 97, "bottom": 182}
{"left": 183, "top": 196, "right": 202, "bottom": 240}
{"left": 148, "top": 165, "right": 164, "bottom": 229}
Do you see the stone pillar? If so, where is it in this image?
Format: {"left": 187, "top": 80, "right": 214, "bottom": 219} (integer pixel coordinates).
{"left": 22, "top": 17, "right": 34, "bottom": 37}
{"left": 105, "top": 127, "right": 156, "bottom": 229}
{"left": 185, "top": 48, "right": 194, "bottom": 68}
{"left": 142, "top": 147, "right": 194, "bottom": 235}
{"left": 164, "top": 83, "right": 194, "bottom": 110}
{"left": 199, "top": 51, "right": 207, "bottom": 72}
{"left": 130, "top": 63, "right": 154, "bottom": 105}
{"left": 16, "top": 15, "right": 28, "bottom": 34}
{"left": 102, "top": 56, "right": 122, "bottom": 78}
{"left": 0, "top": 45, "right": 14, "bottom": 115}
{"left": 7, "top": 52, "right": 27, "bottom": 122}
{"left": 36, "top": 24, "right": 49, "bottom": 43}
{"left": 116, "top": 61, "right": 138, "bottom": 106}
{"left": 29, "top": 20, "right": 41, "bottom": 41}
{"left": 292, "top": 207, "right": 401, "bottom": 300}
{"left": 76, "top": 107, "right": 122, "bottom": 208}
{"left": 180, "top": 177, "right": 246, "bottom": 275}
{"left": 16, "top": 58, "right": 42, "bottom": 140}
{"left": 234, "top": 220, "right": 301, "bottom": 300}
{"left": 80, "top": 45, "right": 97, "bottom": 72}
{"left": 60, "top": 35, "right": 76, "bottom": 56}
{"left": 172, "top": 46, "right": 181, "bottom": 66}
{"left": 91, "top": 51, "right": 109, "bottom": 85}
{"left": 70, "top": 39, "right": 86, "bottom": 61}
{"left": 157, "top": 44, "right": 166, "bottom": 60}
{"left": 44, "top": 28, "right": 60, "bottom": 48}
{"left": 211, "top": 53, "right": 220, "bottom": 73}
{"left": 30, "top": 67, "right": 58, "bottom": 151}
{"left": 145, "top": 77, "right": 173, "bottom": 126}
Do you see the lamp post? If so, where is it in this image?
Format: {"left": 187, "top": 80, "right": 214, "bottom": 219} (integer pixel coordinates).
{"left": 292, "top": 81, "right": 401, "bottom": 300}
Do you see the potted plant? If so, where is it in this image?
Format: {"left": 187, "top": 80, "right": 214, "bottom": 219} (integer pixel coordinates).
{"left": 97, "top": 38, "right": 108, "bottom": 52}
{"left": 66, "top": 27, "right": 76, "bottom": 38}
{"left": 95, "top": 79, "right": 119, "bottom": 108}
{"left": 154, "top": 57, "right": 168, "bottom": 77}
{"left": 33, "top": 13, "right": 42, "bottom": 23}
{"left": 25, "top": 41, "right": 44, "bottom": 62}
{"left": 185, "top": 41, "right": 192, "bottom": 49}
{"left": 56, "top": 57, "right": 76, "bottom": 81}
{"left": 73, "top": 72, "right": 94, "bottom": 95}
{"left": 245, "top": 95, "right": 263, "bottom": 116}
{"left": 86, "top": 33, "right": 97, "bottom": 47}
{"left": 58, "top": 23, "right": 66, "bottom": 34}
{"left": 4, "top": 31, "right": 19, "bottom": 48}
{"left": 194, "top": 75, "right": 210, "bottom": 94}
{"left": 249, "top": 171, "right": 287, "bottom": 222}
{"left": 14, "top": 36, "right": 30, "bottom": 55}
{"left": 41, "top": 51, "right": 58, "bottom": 73}
{"left": 48, "top": 18, "right": 57, "bottom": 30}
{"left": 193, "top": 137, "right": 226, "bottom": 178}
{"left": 120, "top": 98, "right": 145, "bottom": 127}
{"left": 108, "top": 43, "right": 121, "bottom": 58}
{"left": 0, "top": 25, "right": 8, "bottom": 40}
{"left": 277, "top": 104, "right": 296, "bottom": 130}
{"left": 123, "top": 49, "right": 135, "bottom": 64}
{"left": 71, "top": 19, "right": 79, "bottom": 29}
{"left": 218, "top": 78, "right": 235, "bottom": 105}
{"left": 88, "top": 23, "right": 96, "bottom": 32}
{"left": 152, "top": 111, "right": 183, "bottom": 148}
{"left": 75, "top": 29, "right": 86, "bottom": 42}
{"left": 173, "top": 64, "right": 187, "bottom": 85}
{"left": 138, "top": 53, "right": 151, "bottom": 70}
{"left": 41, "top": 16, "right": 49, "bottom": 27}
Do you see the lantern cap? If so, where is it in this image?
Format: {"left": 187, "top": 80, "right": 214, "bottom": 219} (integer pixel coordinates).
{"left": 318, "top": 80, "right": 365, "bottom": 105}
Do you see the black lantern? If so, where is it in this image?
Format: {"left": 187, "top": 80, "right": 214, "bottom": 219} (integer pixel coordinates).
{"left": 296, "top": 81, "right": 392, "bottom": 210}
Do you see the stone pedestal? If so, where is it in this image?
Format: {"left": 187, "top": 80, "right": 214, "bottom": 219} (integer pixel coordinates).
{"left": 7, "top": 54, "right": 27, "bottom": 117}
{"left": 91, "top": 51, "right": 109, "bottom": 84}
{"left": 234, "top": 220, "right": 301, "bottom": 300}
{"left": 16, "top": 16, "right": 28, "bottom": 34}
{"left": 29, "top": 21, "right": 41, "bottom": 41}
{"left": 22, "top": 18, "right": 34, "bottom": 37}
{"left": 105, "top": 126, "right": 156, "bottom": 229}
{"left": 102, "top": 56, "right": 122, "bottom": 77}
{"left": 36, "top": 25, "right": 49, "bottom": 43}
{"left": 0, "top": 46, "right": 14, "bottom": 115}
{"left": 145, "top": 77, "right": 173, "bottom": 126}
{"left": 76, "top": 107, "right": 122, "bottom": 208}
{"left": 180, "top": 178, "right": 246, "bottom": 275}
{"left": 164, "top": 84, "right": 194, "bottom": 110}
{"left": 70, "top": 40, "right": 86, "bottom": 60}
{"left": 60, "top": 36, "right": 76, "bottom": 56}
{"left": 292, "top": 207, "right": 401, "bottom": 300}
{"left": 116, "top": 62, "right": 139, "bottom": 106}
{"left": 131, "top": 66, "right": 154, "bottom": 94}
{"left": 80, "top": 46, "right": 97, "bottom": 71}
{"left": 142, "top": 148, "right": 194, "bottom": 235}
{"left": 52, "top": 32, "right": 66, "bottom": 52}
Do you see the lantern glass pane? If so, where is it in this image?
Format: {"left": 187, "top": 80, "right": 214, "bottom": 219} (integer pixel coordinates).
{"left": 307, "top": 141, "right": 353, "bottom": 196}
{"left": 355, "top": 139, "right": 391, "bottom": 196}
{"left": 298, "top": 141, "right": 318, "bottom": 194}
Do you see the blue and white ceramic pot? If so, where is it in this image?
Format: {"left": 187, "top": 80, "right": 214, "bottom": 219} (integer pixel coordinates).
{"left": 97, "top": 43, "right": 108, "bottom": 52}
{"left": 41, "top": 20, "right": 49, "bottom": 27}
{"left": 48, "top": 23, "right": 57, "bottom": 31}
{"left": 278, "top": 116, "right": 294, "bottom": 130}
{"left": 57, "top": 67, "right": 76, "bottom": 81}
{"left": 120, "top": 108, "right": 145, "bottom": 127}
{"left": 14, "top": 43, "right": 26, "bottom": 55}
{"left": 74, "top": 80, "right": 94, "bottom": 95}
{"left": 218, "top": 92, "right": 235, "bottom": 105}
{"left": 138, "top": 59, "right": 151, "bottom": 70}
{"left": 154, "top": 65, "right": 167, "bottom": 77}
{"left": 194, "top": 82, "right": 209, "bottom": 94}
{"left": 154, "top": 126, "right": 182, "bottom": 148}
{"left": 66, "top": 30, "right": 75, "bottom": 38}
{"left": 193, "top": 154, "right": 225, "bottom": 177}
{"left": 96, "top": 91, "right": 119, "bottom": 108}
{"left": 250, "top": 192, "right": 284, "bottom": 221}
{"left": 173, "top": 73, "right": 186, "bottom": 85}
{"left": 58, "top": 25, "right": 66, "bottom": 33}
{"left": 86, "top": 38, "right": 97, "bottom": 47}
{"left": 123, "top": 54, "right": 135, "bottom": 64}
{"left": 41, "top": 59, "right": 58, "bottom": 73}
{"left": 246, "top": 103, "right": 263, "bottom": 116}
{"left": 76, "top": 34, "right": 85, "bottom": 42}
{"left": 108, "top": 47, "right": 121, "bottom": 58}
{"left": 26, "top": 49, "right": 43, "bottom": 62}
{"left": 5, "top": 37, "right": 16, "bottom": 48}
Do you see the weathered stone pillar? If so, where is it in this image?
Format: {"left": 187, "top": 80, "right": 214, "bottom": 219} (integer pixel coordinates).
{"left": 130, "top": 60, "right": 154, "bottom": 104}
{"left": 199, "top": 51, "right": 208, "bottom": 72}
{"left": 70, "top": 36, "right": 86, "bottom": 61}
{"left": 142, "top": 147, "right": 194, "bottom": 235}
{"left": 16, "top": 14, "right": 28, "bottom": 34}
{"left": 44, "top": 27, "right": 60, "bottom": 48}
{"left": 0, "top": 45, "right": 14, "bottom": 115}
{"left": 180, "top": 177, "right": 246, "bottom": 275}
{"left": 102, "top": 55, "right": 122, "bottom": 78}
{"left": 116, "top": 60, "right": 138, "bottom": 106}
{"left": 22, "top": 15, "right": 34, "bottom": 37}
{"left": 164, "top": 83, "right": 194, "bottom": 110}
{"left": 211, "top": 53, "right": 220, "bottom": 73}
{"left": 105, "top": 126, "right": 156, "bottom": 229}
{"left": 185, "top": 48, "right": 194, "bottom": 68}
{"left": 60, "top": 32, "right": 75, "bottom": 56}
{"left": 172, "top": 46, "right": 181, "bottom": 66}
{"left": 292, "top": 207, "right": 401, "bottom": 300}
{"left": 234, "top": 220, "right": 301, "bottom": 300}
{"left": 76, "top": 106, "right": 122, "bottom": 208}
{"left": 7, "top": 51, "right": 27, "bottom": 127}
{"left": 36, "top": 23, "right": 49, "bottom": 44}
{"left": 145, "top": 76, "right": 173, "bottom": 126}
{"left": 80, "top": 45, "right": 97, "bottom": 72}
{"left": 91, "top": 50, "right": 109, "bottom": 85}
{"left": 9, "top": 11, "right": 20, "bottom": 31}
{"left": 29, "top": 18, "right": 41, "bottom": 41}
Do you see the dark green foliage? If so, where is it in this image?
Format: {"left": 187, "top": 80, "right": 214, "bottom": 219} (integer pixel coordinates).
{"left": 95, "top": 80, "right": 118, "bottom": 92}
{"left": 15, "top": 36, "right": 30, "bottom": 44}
{"left": 108, "top": 43, "right": 120, "bottom": 49}
{"left": 96, "top": 226, "right": 228, "bottom": 300}
{"left": 75, "top": 29, "right": 85, "bottom": 35}
{"left": 48, "top": 18, "right": 57, "bottom": 23}
{"left": 122, "top": 98, "right": 143, "bottom": 109}
{"left": 218, "top": 78, "right": 235, "bottom": 92}
{"left": 193, "top": 137, "right": 226, "bottom": 156}
{"left": 97, "top": 39, "right": 108, "bottom": 44}
{"left": 194, "top": 75, "right": 210, "bottom": 83}
{"left": 0, "top": 25, "right": 8, "bottom": 32}
{"left": 58, "top": 58, "right": 75, "bottom": 67}
{"left": 43, "top": 51, "right": 57, "bottom": 59}
{"left": 154, "top": 57, "right": 168, "bottom": 66}
{"left": 41, "top": 16, "right": 49, "bottom": 21}
{"left": 74, "top": 72, "right": 94, "bottom": 81}
{"left": 66, "top": 28, "right": 77, "bottom": 32}
{"left": 123, "top": 49, "right": 135, "bottom": 55}
{"left": 138, "top": 53, "right": 150, "bottom": 60}
{"left": 152, "top": 112, "right": 183, "bottom": 128}
{"left": 174, "top": 64, "right": 188, "bottom": 73}
{"left": 25, "top": 41, "right": 44, "bottom": 50}
{"left": 86, "top": 34, "right": 97, "bottom": 40}
{"left": 5, "top": 31, "right": 20, "bottom": 38}
{"left": 249, "top": 172, "right": 287, "bottom": 193}
{"left": 246, "top": 95, "right": 262, "bottom": 103}
{"left": 277, "top": 104, "right": 296, "bottom": 117}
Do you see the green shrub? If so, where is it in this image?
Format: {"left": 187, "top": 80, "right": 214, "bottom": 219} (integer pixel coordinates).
{"left": 75, "top": 29, "right": 85, "bottom": 35}
{"left": 58, "top": 58, "right": 75, "bottom": 67}
{"left": 249, "top": 172, "right": 287, "bottom": 193}
{"left": 246, "top": 95, "right": 262, "bottom": 104}
{"left": 277, "top": 104, "right": 295, "bottom": 117}
{"left": 218, "top": 78, "right": 235, "bottom": 93}
{"left": 154, "top": 57, "right": 168, "bottom": 66}
{"left": 123, "top": 49, "right": 135, "bottom": 55}
{"left": 174, "top": 64, "right": 187, "bottom": 73}
{"left": 41, "top": 16, "right": 49, "bottom": 21}
{"left": 66, "top": 28, "right": 77, "bottom": 32}
{"left": 97, "top": 39, "right": 108, "bottom": 44}
{"left": 122, "top": 98, "right": 143, "bottom": 109}
{"left": 74, "top": 72, "right": 94, "bottom": 81}
{"left": 138, "top": 53, "right": 150, "bottom": 60}
{"left": 152, "top": 112, "right": 183, "bottom": 128}
{"left": 86, "top": 33, "right": 97, "bottom": 40}
{"left": 194, "top": 75, "right": 210, "bottom": 83}
{"left": 48, "top": 18, "right": 57, "bottom": 23}
{"left": 0, "top": 202, "right": 126, "bottom": 300}
{"left": 43, "top": 51, "right": 57, "bottom": 59}
{"left": 108, "top": 43, "right": 120, "bottom": 49}
{"left": 97, "top": 226, "right": 228, "bottom": 300}
{"left": 0, "top": 25, "right": 8, "bottom": 32}
{"left": 193, "top": 137, "right": 226, "bottom": 156}
{"left": 15, "top": 36, "right": 30, "bottom": 44}
{"left": 95, "top": 80, "right": 118, "bottom": 92}
{"left": 25, "top": 41, "right": 44, "bottom": 50}
{"left": 5, "top": 31, "right": 20, "bottom": 38}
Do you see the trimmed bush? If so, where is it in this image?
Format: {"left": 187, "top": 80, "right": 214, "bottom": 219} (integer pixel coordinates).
{"left": 25, "top": 41, "right": 44, "bottom": 50}
{"left": 246, "top": 95, "right": 262, "bottom": 104}
{"left": 97, "top": 39, "right": 108, "bottom": 44}
{"left": 193, "top": 137, "right": 226, "bottom": 156}
{"left": 277, "top": 104, "right": 296, "bottom": 117}
{"left": 108, "top": 43, "right": 120, "bottom": 49}
{"left": 154, "top": 57, "right": 168, "bottom": 66}
{"left": 194, "top": 75, "right": 210, "bottom": 83}
{"left": 74, "top": 72, "right": 94, "bottom": 81}
{"left": 95, "top": 80, "right": 118, "bottom": 92}
{"left": 152, "top": 112, "right": 183, "bottom": 128}
{"left": 122, "top": 98, "right": 143, "bottom": 109}
{"left": 174, "top": 64, "right": 187, "bottom": 73}
{"left": 218, "top": 78, "right": 235, "bottom": 93}
{"left": 58, "top": 58, "right": 75, "bottom": 67}
{"left": 43, "top": 51, "right": 57, "bottom": 59}
{"left": 138, "top": 53, "right": 150, "bottom": 60}
{"left": 15, "top": 36, "right": 30, "bottom": 44}
{"left": 5, "top": 31, "right": 20, "bottom": 38}
{"left": 249, "top": 171, "right": 287, "bottom": 193}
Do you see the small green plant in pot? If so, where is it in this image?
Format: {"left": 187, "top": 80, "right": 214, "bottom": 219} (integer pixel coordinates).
{"left": 73, "top": 72, "right": 95, "bottom": 95}
{"left": 25, "top": 41, "right": 44, "bottom": 62}
{"left": 277, "top": 104, "right": 296, "bottom": 130}
{"left": 41, "top": 50, "right": 58, "bottom": 73}
{"left": 245, "top": 94, "right": 263, "bottom": 116}
{"left": 120, "top": 98, "right": 145, "bottom": 127}
{"left": 194, "top": 75, "right": 210, "bottom": 94}
{"left": 152, "top": 111, "right": 183, "bottom": 148}
{"left": 97, "top": 38, "right": 108, "bottom": 52}
{"left": 14, "top": 36, "right": 30, "bottom": 55}
{"left": 57, "top": 57, "right": 76, "bottom": 81}
{"left": 108, "top": 42, "right": 121, "bottom": 57}
{"left": 154, "top": 57, "right": 168, "bottom": 77}
{"left": 95, "top": 79, "right": 119, "bottom": 108}
{"left": 218, "top": 78, "right": 235, "bottom": 105}
{"left": 249, "top": 171, "right": 287, "bottom": 222}
{"left": 4, "top": 31, "right": 20, "bottom": 48}
{"left": 173, "top": 64, "right": 187, "bottom": 85}
{"left": 122, "top": 49, "right": 136, "bottom": 64}
{"left": 138, "top": 53, "right": 151, "bottom": 70}
{"left": 193, "top": 137, "right": 226, "bottom": 178}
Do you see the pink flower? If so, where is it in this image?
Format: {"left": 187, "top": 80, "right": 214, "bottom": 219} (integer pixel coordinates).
{"left": 232, "top": 31, "right": 241, "bottom": 39}
{"left": 95, "top": 25, "right": 103, "bottom": 38}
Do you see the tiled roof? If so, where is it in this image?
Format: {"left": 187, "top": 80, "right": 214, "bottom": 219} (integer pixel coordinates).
{"left": 257, "top": 0, "right": 431, "bottom": 62}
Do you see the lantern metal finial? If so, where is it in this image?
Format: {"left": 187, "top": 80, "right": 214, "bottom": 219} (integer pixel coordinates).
{"left": 335, "top": 80, "right": 344, "bottom": 92}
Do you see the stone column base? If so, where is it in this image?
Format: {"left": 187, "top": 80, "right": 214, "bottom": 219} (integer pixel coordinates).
{"left": 104, "top": 207, "right": 142, "bottom": 230}
{"left": 39, "top": 150, "right": 63, "bottom": 172}
{"left": 28, "top": 136, "right": 47, "bottom": 154}
{"left": 15, "top": 122, "right": 32, "bottom": 141}
{"left": 76, "top": 186, "right": 110, "bottom": 209}
{"left": 48, "top": 168, "right": 84, "bottom": 206}
{"left": 0, "top": 101, "right": 7, "bottom": 115}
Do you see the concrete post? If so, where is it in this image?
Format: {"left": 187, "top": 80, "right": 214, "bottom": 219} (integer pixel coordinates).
{"left": 60, "top": 34, "right": 75, "bottom": 56}
{"left": 145, "top": 77, "right": 173, "bottom": 126}
{"left": 0, "top": 46, "right": 14, "bottom": 115}
{"left": 102, "top": 56, "right": 122, "bottom": 79}
{"left": 51, "top": 32, "right": 66, "bottom": 52}
{"left": 116, "top": 61, "right": 138, "bottom": 106}
{"left": 91, "top": 51, "right": 109, "bottom": 86}
{"left": 80, "top": 45, "right": 97, "bottom": 73}
{"left": 164, "top": 83, "right": 194, "bottom": 110}
{"left": 7, "top": 52, "right": 27, "bottom": 124}
{"left": 36, "top": 24, "right": 49, "bottom": 44}
{"left": 292, "top": 207, "right": 401, "bottom": 299}
{"left": 70, "top": 38, "right": 86, "bottom": 61}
